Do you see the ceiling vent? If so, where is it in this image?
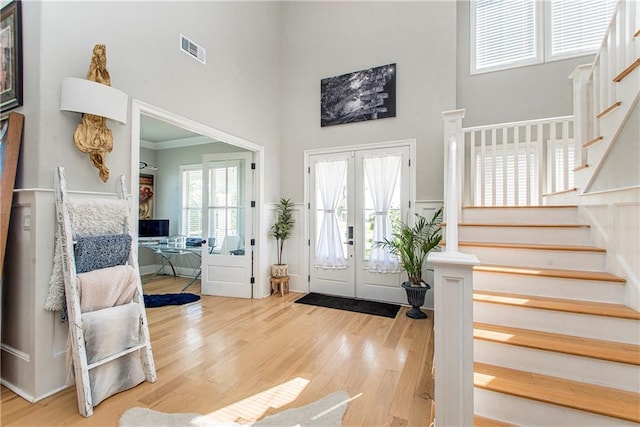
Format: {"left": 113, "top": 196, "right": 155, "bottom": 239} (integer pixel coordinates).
{"left": 179, "top": 33, "right": 206, "bottom": 65}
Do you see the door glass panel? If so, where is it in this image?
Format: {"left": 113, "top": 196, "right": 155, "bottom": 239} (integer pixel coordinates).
{"left": 362, "top": 155, "right": 402, "bottom": 260}
{"left": 208, "top": 159, "right": 245, "bottom": 255}
{"left": 314, "top": 159, "right": 348, "bottom": 268}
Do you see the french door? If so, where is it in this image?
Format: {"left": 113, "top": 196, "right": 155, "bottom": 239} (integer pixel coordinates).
{"left": 201, "top": 152, "right": 253, "bottom": 298}
{"left": 309, "top": 146, "right": 411, "bottom": 304}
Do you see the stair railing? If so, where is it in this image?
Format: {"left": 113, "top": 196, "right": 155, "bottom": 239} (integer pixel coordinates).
{"left": 444, "top": 113, "right": 575, "bottom": 208}
{"left": 571, "top": 0, "right": 639, "bottom": 183}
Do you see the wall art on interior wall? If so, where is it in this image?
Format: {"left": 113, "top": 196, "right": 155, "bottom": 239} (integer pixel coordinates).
{"left": 0, "top": 0, "right": 22, "bottom": 113}
{"left": 139, "top": 174, "right": 154, "bottom": 219}
{"left": 321, "top": 63, "right": 396, "bottom": 127}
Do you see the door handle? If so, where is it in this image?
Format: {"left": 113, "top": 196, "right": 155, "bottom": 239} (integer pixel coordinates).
{"left": 343, "top": 240, "right": 354, "bottom": 245}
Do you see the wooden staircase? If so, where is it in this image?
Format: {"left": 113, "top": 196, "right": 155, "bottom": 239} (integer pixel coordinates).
{"left": 444, "top": 205, "right": 640, "bottom": 426}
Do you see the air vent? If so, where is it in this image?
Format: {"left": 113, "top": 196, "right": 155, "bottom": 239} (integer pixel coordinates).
{"left": 179, "top": 33, "right": 206, "bottom": 65}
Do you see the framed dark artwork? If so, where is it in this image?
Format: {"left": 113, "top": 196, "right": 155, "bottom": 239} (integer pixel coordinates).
{"left": 321, "top": 63, "right": 396, "bottom": 127}
{"left": 139, "top": 174, "right": 154, "bottom": 219}
{"left": 1, "top": 0, "right": 23, "bottom": 113}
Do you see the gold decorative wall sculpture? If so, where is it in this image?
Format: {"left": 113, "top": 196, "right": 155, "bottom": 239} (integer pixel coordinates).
{"left": 73, "top": 44, "right": 113, "bottom": 182}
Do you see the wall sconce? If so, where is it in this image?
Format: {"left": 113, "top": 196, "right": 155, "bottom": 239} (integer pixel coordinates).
{"left": 60, "top": 77, "right": 128, "bottom": 124}
{"left": 59, "top": 44, "right": 126, "bottom": 183}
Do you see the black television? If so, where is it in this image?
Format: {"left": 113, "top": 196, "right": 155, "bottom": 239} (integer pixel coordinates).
{"left": 139, "top": 219, "right": 170, "bottom": 239}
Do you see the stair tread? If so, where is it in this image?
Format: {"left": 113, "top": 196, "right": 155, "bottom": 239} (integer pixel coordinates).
{"left": 613, "top": 57, "right": 640, "bottom": 82}
{"left": 474, "top": 415, "right": 518, "bottom": 427}
{"left": 474, "top": 290, "right": 640, "bottom": 320}
{"left": 445, "top": 241, "right": 606, "bottom": 252}
{"left": 474, "top": 362, "right": 640, "bottom": 423}
{"left": 474, "top": 264, "right": 626, "bottom": 283}
{"left": 474, "top": 322, "right": 640, "bottom": 365}
{"left": 445, "top": 223, "right": 590, "bottom": 228}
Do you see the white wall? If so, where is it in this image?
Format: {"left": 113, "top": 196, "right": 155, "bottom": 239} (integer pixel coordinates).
{"left": 280, "top": 1, "right": 457, "bottom": 203}
{"left": 456, "top": 0, "right": 594, "bottom": 127}
{"left": 19, "top": 1, "right": 281, "bottom": 203}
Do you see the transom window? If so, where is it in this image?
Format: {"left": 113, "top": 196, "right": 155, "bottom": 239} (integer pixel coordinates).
{"left": 472, "top": 0, "right": 617, "bottom": 74}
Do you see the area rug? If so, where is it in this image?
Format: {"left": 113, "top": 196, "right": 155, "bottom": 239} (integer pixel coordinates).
{"left": 143, "top": 293, "right": 200, "bottom": 308}
{"left": 118, "top": 390, "right": 350, "bottom": 427}
{"left": 295, "top": 293, "right": 400, "bottom": 318}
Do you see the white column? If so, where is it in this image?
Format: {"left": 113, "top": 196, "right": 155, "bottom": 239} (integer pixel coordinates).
{"left": 569, "top": 64, "right": 592, "bottom": 169}
{"left": 428, "top": 251, "right": 479, "bottom": 427}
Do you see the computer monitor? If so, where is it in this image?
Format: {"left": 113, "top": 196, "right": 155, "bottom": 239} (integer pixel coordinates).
{"left": 138, "top": 219, "right": 170, "bottom": 239}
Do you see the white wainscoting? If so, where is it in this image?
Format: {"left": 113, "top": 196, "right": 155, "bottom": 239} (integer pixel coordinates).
{"left": 265, "top": 201, "right": 307, "bottom": 296}
{"left": 579, "top": 186, "right": 640, "bottom": 310}
{"left": 415, "top": 200, "right": 444, "bottom": 310}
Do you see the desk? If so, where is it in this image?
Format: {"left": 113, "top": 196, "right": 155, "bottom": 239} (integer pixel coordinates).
{"left": 139, "top": 242, "right": 202, "bottom": 290}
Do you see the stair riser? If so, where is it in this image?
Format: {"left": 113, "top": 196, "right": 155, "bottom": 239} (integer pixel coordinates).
{"left": 474, "top": 339, "right": 640, "bottom": 392}
{"left": 459, "top": 246, "right": 606, "bottom": 272}
{"left": 474, "top": 301, "right": 640, "bottom": 345}
{"left": 473, "top": 272, "right": 626, "bottom": 304}
{"left": 462, "top": 207, "right": 579, "bottom": 224}
{"left": 449, "top": 226, "right": 591, "bottom": 245}
{"left": 474, "top": 388, "right": 639, "bottom": 426}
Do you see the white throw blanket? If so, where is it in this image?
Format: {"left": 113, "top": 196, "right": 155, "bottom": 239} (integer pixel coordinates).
{"left": 45, "top": 198, "right": 132, "bottom": 312}
{"left": 71, "top": 303, "right": 145, "bottom": 406}
{"left": 77, "top": 265, "right": 138, "bottom": 313}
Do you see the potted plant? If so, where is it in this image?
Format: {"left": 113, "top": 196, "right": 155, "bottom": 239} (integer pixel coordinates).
{"left": 270, "top": 197, "right": 295, "bottom": 277}
{"left": 376, "top": 208, "right": 443, "bottom": 318}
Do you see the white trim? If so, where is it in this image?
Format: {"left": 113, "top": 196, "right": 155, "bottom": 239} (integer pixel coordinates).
{"left": 1, "top": 343, "right": 30, "bottom": 362}
{"left": 141, "top": 135, "right": 215, "bottom": 151}
{"left": 130, "top": 99, "right": 265, "bottom": 298}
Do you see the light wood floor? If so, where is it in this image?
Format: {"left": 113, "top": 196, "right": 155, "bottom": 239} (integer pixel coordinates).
{"left": 1, "top": 276, "right": 434, "bottom": 426}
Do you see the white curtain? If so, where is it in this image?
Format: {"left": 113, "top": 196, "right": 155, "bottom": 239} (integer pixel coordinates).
{"left": 365, "top": 154, "right": 401, "bottom": 273}
{"left": 315, "top": 159, "right": 347, "bottom": 269}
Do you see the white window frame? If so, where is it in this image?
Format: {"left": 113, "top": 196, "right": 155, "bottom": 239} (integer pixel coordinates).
{"left": 471, "top": 0, "right": 616, "bottom": 75}
{"left": 179, "top": 163, "right": 203, "bottom": 237}
{"left": 471, "top": 0, "right": 544, "bottom": 75}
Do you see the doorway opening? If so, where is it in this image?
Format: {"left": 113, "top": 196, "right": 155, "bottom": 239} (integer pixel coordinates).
{"left": 131, "top": 99, "right": 264, "bottom": 298}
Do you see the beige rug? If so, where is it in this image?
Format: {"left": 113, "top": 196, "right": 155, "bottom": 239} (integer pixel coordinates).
{"left": 118, "top": 391, "right": 350, "bottom": 427}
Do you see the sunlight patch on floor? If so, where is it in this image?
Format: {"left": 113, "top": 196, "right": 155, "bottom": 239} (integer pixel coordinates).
{"left": 200, "top": 377, "right": 310, "bottom": 423}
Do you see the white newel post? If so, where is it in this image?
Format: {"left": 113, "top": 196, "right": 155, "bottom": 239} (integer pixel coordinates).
{"left": 569, "top": 64, "right": 592, "bottom": 170}
{"left": 431, "top": 108, "right": 479, "bottom": 426}
{"left": 442, "top": 109, "right": 466, "bottom": 219}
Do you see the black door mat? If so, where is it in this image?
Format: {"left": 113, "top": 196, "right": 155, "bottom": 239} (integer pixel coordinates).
{"left": 295, "top": 293, "right": 400, "bottom": 318}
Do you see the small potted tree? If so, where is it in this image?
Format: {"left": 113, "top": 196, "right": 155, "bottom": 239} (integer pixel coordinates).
{"left": 270, "top": 198, "right": 295, "bottom": 277}
{"left": 376, "top": 208, "right": 443, "bottom": 318}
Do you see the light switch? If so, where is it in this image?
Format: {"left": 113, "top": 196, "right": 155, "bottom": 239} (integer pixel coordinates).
{"left": 23, "top": 214, "right": 31, "bottom": 230}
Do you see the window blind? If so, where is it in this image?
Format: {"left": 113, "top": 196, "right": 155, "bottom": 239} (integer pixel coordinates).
{"left": 474, "top": 0, "right": 538, "bottom": 71}
{"left": 550, "top": 0, "right": 618, "bottom": 58}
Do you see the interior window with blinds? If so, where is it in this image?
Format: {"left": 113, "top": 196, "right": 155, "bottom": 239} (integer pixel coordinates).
{"left": 472, "top": 0, "right": 617, "bottom": 74}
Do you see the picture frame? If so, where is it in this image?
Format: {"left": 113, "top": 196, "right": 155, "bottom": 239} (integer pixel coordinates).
{"left": 321, "top": 63, "right": 396, "bottom": 127}
{"left": 1, "top": 0, "right": 22, "bottom": 113}
{"left": 139, "top": 174, "right": 154, "bottom": 219}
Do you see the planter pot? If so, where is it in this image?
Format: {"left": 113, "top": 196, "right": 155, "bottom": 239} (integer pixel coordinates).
{"left": 271, "top": 264, "right": 289, "bottom": 278}
{"left": 402, "top": 282, "right": 430, "bottom": 319}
